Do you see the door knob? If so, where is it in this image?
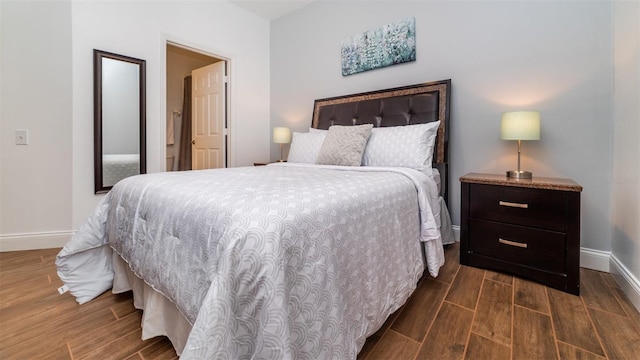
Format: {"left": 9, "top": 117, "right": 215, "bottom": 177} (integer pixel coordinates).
{"left": 191, "top": 140, "right": 195, "bottom": 145}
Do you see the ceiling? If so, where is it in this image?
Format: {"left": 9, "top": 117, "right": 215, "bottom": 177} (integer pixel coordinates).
{"left": 229, "top": 0, "right": 315, "bottom": 21}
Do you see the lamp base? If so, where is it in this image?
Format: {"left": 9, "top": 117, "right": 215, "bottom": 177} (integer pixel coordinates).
{"left": 506, "top": 170, "right": 533, "bottom": 179}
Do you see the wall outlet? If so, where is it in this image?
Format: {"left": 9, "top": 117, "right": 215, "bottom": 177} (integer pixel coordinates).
{"left": 15, "top": 129, "right": 29, "bottom": 145}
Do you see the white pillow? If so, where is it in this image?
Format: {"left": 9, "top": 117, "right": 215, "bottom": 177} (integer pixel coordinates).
{"left": 362, "top": 121, "right": 440, "bottom": 169}
{"left": 316, "top": 124, "right": 373, "bottom": 166}
{"left": 287, "top": 131, "right": 327, "bottom": 163}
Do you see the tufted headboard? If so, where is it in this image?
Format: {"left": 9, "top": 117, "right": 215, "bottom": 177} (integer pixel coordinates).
{"left": 311, "top": 79, "right": 451, "bottom": 201}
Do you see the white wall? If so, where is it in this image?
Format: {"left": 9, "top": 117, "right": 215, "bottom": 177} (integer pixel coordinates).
{"left": 0, "top": 1, "right": 73, "bottom": 249}
{"left": 611, "top": 0, "right": 640, "bottom": 310}
{"left": 0, "top": 1, "right": 270, "bottom": 249}
{"left": 271, "top": 1, "right": 614, "bottom": 253}
{"left": 71, "top": 1, "right": 271, "bottom": 229}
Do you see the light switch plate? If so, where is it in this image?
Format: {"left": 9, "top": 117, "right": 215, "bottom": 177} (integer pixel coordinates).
{"left": 15, "top": 129, "right": 29, "bottom": 145}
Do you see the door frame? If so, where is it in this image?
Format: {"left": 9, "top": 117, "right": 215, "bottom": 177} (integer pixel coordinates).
{"left": 161, "top": 35, "right": 235, "bottom": 170}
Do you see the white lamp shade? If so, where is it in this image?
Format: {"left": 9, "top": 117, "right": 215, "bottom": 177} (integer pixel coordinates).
{"left": 501, "top": 111, "right": 541, "bottom": 140}
{"left": 273, "top": 127, "right": 291, "bottom": 144}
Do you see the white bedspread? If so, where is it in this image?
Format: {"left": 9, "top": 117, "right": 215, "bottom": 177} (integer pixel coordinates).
{"left": 57, "top": 164, "right": 444, "bottom": 359}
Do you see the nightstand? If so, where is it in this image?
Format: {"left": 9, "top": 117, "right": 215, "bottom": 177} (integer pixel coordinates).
{"left": 460, "top": 173, "right": 582, "bottom": 295}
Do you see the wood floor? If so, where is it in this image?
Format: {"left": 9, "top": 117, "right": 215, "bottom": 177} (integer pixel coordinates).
{"left": 1, "top": 243, "right": 639, "bottom": 359}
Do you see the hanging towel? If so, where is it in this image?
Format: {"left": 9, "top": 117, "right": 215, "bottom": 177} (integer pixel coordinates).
{"left": 167, "top": 112, "right": 176, "bottom": 145}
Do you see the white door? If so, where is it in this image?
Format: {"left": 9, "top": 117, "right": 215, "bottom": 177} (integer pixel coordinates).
{"left": 191, "top": 61, "right": 226, "bottom": 170}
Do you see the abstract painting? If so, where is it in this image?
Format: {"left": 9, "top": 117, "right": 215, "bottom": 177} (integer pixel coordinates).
{"left": 341, "top": 17, "right": 416, "bottom": 76}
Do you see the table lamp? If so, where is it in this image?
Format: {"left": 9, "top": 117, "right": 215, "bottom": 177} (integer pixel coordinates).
{"left": 273, "top": 127, "right": 291, "bottom": 162}
{"left": 501, "top": 111, "right": 540, "bottom": 179}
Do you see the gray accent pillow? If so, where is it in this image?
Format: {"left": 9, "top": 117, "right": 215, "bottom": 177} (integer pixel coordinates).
{"left": 316, "top": 124, "right": 373, "bottom": 166}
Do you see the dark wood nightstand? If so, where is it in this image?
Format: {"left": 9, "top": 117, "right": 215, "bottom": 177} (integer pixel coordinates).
{"left": 460, "top": 173, "right": 582, "bottom": 295}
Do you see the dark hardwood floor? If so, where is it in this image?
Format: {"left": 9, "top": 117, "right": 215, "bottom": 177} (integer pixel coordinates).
{"left": 1, "top": 243, "right": 639, "bottom": 359}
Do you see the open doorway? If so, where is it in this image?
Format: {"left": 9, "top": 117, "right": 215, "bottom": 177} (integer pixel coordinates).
{"left": 166, "top": 43, "right": 228, "bottom": 171}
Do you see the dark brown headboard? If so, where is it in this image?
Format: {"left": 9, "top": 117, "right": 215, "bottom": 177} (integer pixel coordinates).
{"left": 311, "top": 79, "right": 451, "bottom": 202}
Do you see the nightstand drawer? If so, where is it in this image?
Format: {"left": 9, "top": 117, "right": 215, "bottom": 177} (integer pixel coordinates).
{"left": 469, "top": 184, "right": 567, "bottom": 231}
{"left": 469, "top": 219, "right": 566, "bottom": 274}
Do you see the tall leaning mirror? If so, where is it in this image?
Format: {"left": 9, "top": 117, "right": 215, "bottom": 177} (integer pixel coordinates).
{"left": 94, "top": 49, "right": 146, "bottom": 194}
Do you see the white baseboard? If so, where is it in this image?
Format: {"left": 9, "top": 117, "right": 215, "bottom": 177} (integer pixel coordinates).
{"left": 452, "top": 225, "right": 460, "bottom": 242}
{"left": 610, "top": 254, "right": 640, "bottom": 313}
{"left": 0, "top": 231, "right": 73, "bottom": 252}
{"left": 580, "top": 247, "right": 611, "bottom": 272}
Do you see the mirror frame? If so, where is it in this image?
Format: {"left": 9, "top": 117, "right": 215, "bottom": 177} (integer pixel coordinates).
{"left": 93, "top": 49, "right": 146, "bottom": 194}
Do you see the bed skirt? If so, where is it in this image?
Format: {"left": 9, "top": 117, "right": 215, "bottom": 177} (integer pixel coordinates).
{"left": 439, "top": 197, "right": 455, "bottom": 245}
{"left": 112, "top": 252, "right": 191, "bottom": 355}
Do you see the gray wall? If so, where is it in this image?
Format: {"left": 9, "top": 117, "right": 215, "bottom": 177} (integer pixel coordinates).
{"left": 271, "top": 1, "right": 613, "bottom": 252}
{"left": 1, "top": 1, "right": 73, "bottom": 235}
{"left": 611, "top": 0, "right": 640, "bottom": 308}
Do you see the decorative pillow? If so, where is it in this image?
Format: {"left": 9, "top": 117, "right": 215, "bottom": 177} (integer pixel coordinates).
{"left": 316, "top": 124, "right": 373, "bottom": 166}
{"left": 287, "top": 131, "right": 327, "bottom": 164}
{"left": 362, "top": 121, "right": 440, "bottom": 169}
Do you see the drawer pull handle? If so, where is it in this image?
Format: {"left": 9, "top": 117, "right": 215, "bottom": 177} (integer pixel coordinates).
{"left": 499, "top": 201, "right": 528, "bottom": 209}
{"left": 499, "top": 238, "right": 528, "bottom": 248}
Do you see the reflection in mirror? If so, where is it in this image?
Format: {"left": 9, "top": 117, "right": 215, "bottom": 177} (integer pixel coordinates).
{"left": 94, "top": 49, "right": 146, "bottom": 193}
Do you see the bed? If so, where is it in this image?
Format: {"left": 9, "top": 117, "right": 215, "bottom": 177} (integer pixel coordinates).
{"left": 56, "top": 79, "right": 453, "bottom": 359}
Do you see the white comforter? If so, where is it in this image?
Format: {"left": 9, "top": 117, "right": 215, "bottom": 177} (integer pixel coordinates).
{"left": 57, "top": 163, "right": 444, "bottom": 359}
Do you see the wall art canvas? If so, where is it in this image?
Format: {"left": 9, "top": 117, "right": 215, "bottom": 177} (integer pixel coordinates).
{"left": 341, "top": 17, "right": 416, "bottom": 76}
